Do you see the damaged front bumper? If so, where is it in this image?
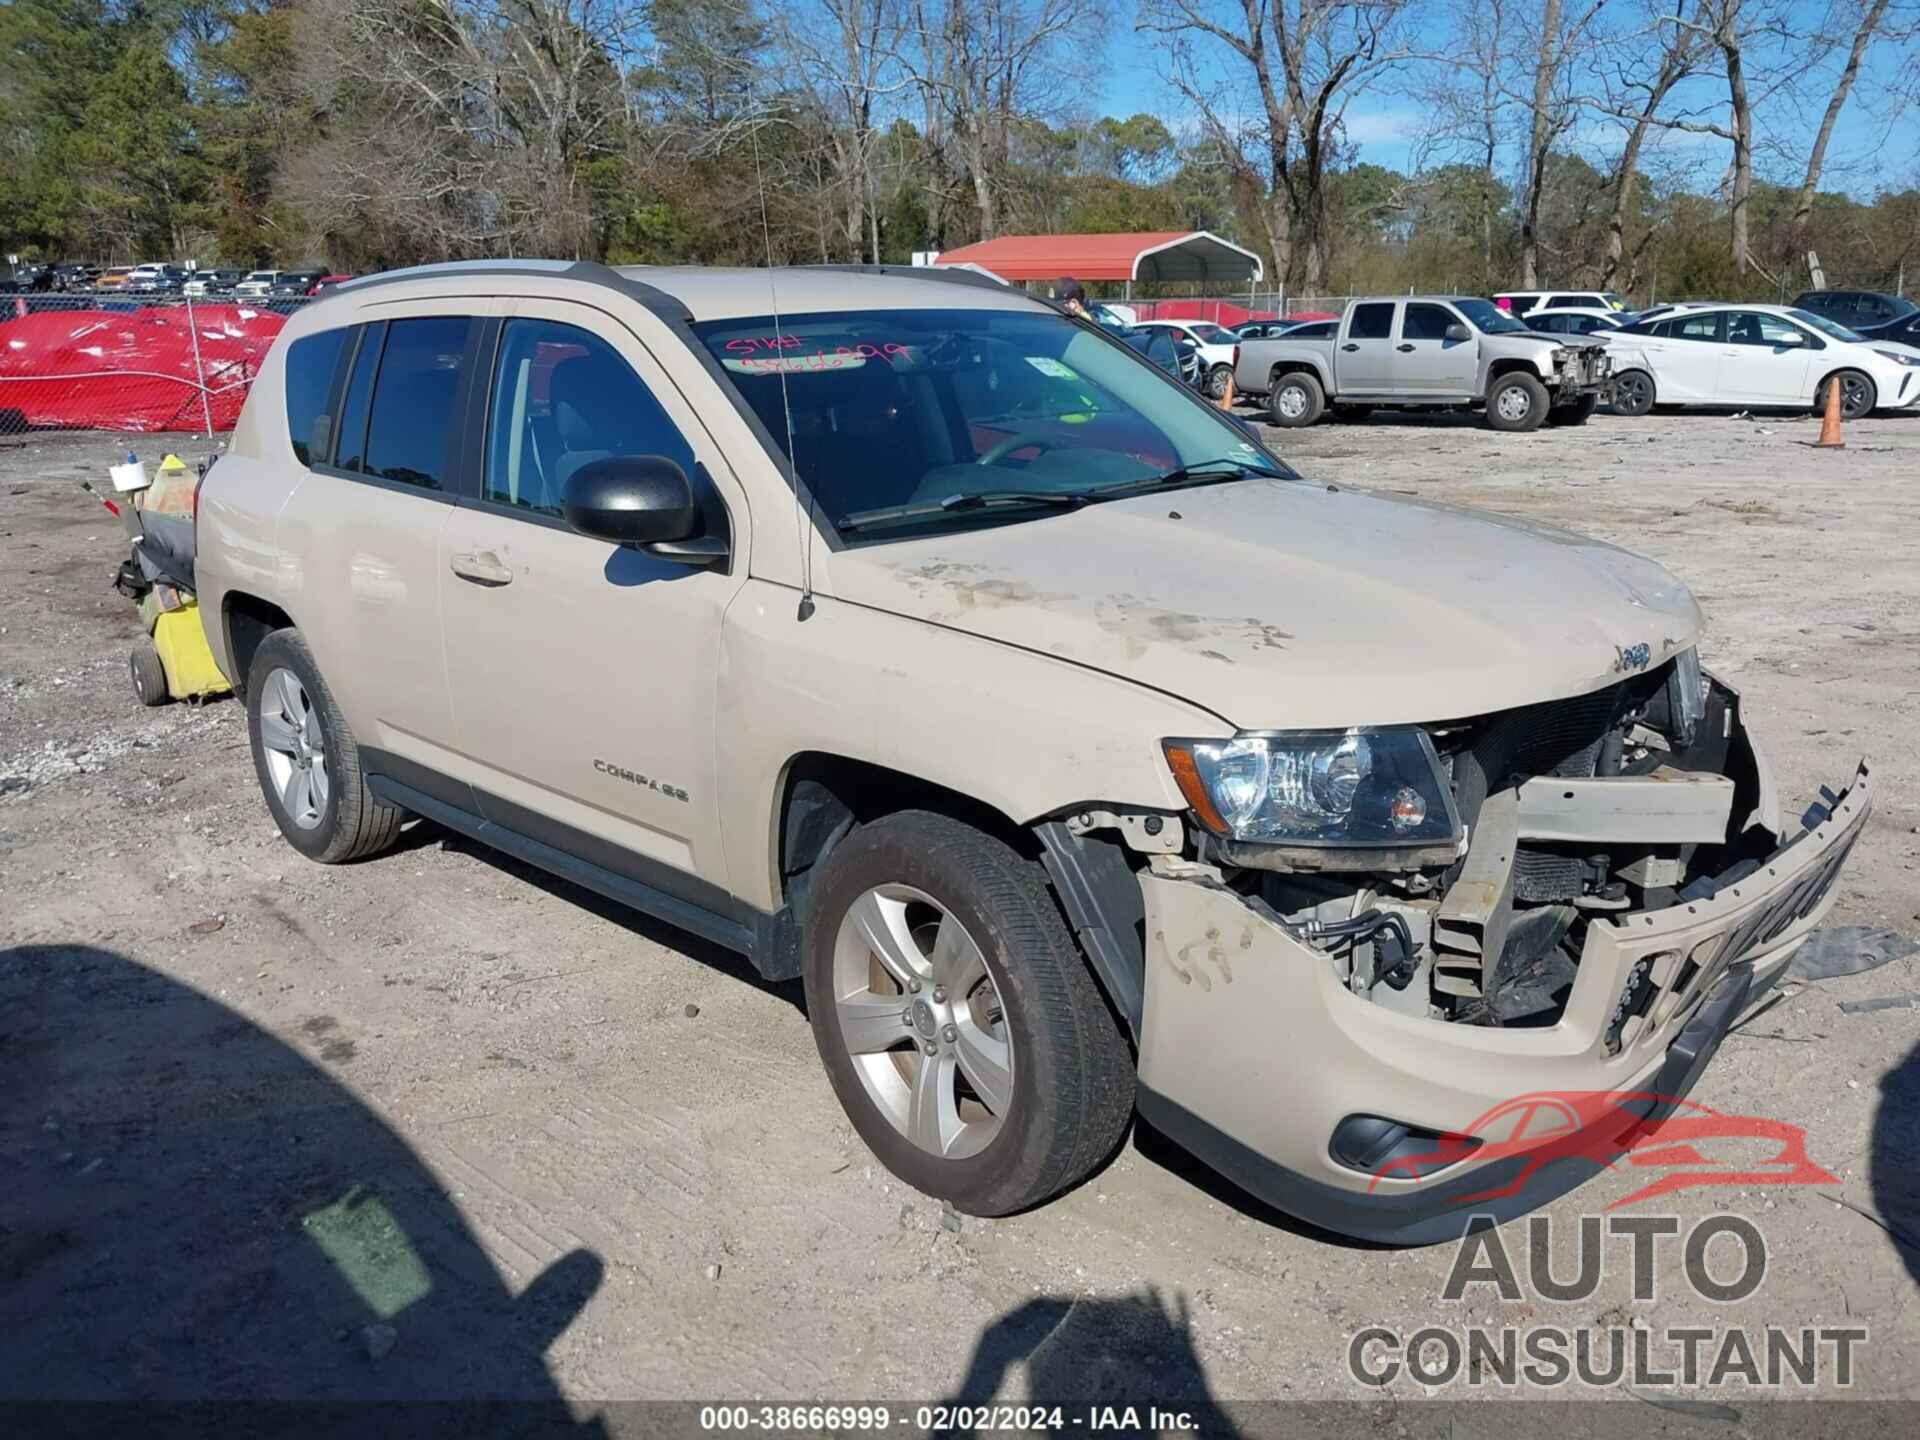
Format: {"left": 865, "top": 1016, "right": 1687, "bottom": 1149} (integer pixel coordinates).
{"left": 1134, "top": 760, "right": 1871, "bottom": 1244}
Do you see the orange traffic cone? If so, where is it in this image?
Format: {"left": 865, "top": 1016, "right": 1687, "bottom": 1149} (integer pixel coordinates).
{"left": 1218, "top": 371, "right": 1236, "bottom": 412}
{"left": 1815, "top": 374, "right": 1845, "bottom": 449}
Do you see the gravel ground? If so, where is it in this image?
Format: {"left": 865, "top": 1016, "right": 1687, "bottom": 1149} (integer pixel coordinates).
{"left": 2, "top": 410, "right": 1917, "bottom": 1423}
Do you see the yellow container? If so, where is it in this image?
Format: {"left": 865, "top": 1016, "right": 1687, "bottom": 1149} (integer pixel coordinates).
{"left": 151, "top": 600, "right": 232, "bottom": 700}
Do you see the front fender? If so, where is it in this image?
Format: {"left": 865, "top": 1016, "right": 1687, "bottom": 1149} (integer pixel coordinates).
{"left": 715, "top": 579, "right": 1228, "bottom": 911}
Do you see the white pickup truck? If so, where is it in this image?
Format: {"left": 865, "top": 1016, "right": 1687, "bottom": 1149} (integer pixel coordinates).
{"left": 1234, "top": 295, "right": 1614, "bottom": 432}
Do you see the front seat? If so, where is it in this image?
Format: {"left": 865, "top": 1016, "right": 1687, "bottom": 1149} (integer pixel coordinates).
{"left": 547, "top": 354, "right": 636, "bottom": 507}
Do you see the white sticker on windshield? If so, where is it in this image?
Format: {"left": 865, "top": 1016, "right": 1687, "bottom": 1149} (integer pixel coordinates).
{"left": 1025, "top": 356, "right": 1078, "bottom": 379}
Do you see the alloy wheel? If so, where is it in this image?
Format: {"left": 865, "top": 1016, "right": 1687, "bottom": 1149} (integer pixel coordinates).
{"left": 257, "top": 666, "right": 330, "bottom": 829}
{"left": 832, "top": 884, "right": 1014, "bottom": 1160}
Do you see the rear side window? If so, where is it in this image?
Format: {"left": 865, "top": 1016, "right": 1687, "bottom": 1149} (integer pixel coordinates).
{"left": 333, "top": 322, "right": 384, "bottom": 473}
{"left": 284, "top": 328, "right": 348, "bottom": 466}
{"left": 1545, "top": 295, "right": 1584, "bottom": 309}
{"left": 1673, "top": 312, "right": 1724, "bottom": 342}
{"left": 1349, "top": 303, "right": 1394, "bottom": 339}
{"left": 1504, "top": 294, "right": 1542, "bottom": 314}
{"left": 362, "top": 317, "right": 473, "bottom": 490}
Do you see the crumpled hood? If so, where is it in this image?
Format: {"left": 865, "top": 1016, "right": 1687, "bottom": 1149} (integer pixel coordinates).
{"left": 828, "top": 479, "right": 1703, "bottom": 729}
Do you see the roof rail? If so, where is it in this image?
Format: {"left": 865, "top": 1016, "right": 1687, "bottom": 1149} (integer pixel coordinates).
{"left": 329, "top": 258, "right": 691, "bottom": 320}
{"left": 801, "top": 263, "right": 1013, "bottom": 294}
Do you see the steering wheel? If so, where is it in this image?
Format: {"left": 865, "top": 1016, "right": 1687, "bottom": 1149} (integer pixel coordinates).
{"left": 975, "top": 433, "right": 1060, "bottom": 467}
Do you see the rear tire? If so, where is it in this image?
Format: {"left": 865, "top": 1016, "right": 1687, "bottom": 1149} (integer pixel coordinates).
{"left": 1817, "top": 369, "right": 1877, "bottom": 420}
{"left": 1547, "top": 392, "right": 1600, "bottom": 426}
{"left": 803, "top": 810, "right": 1134, "bottom": 1216}
{"left": 130, "top": 640, "right": 169, "bottom": 707}
{"left": 1609, "top": 369, "right": 1655, "bottom": 417}
{"left": 1486, "top": 372, "right": 1550, "bottom": 431}
{"left": 246, "top": 628, "right": 406, "bottom": 864}
{"left": 1268, "top": 371, "right": 1326, "bottom": 427}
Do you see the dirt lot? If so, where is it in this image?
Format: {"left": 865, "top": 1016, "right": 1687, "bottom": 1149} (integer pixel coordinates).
{"left": 3, "top": 409, "right": 1917, "bottom": 1423}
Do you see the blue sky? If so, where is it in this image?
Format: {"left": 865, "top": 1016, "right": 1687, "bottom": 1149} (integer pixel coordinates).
{"left": 1094, "top": 22, "right": 1920, "bottom": 201}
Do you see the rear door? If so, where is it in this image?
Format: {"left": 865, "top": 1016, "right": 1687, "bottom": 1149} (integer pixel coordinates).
{"left": 1338, "top": 302, "right": 1398, "bottom": 392}
{"left": 435, "top": 298, "right": 751, "bottom": 901}
{"left": 1717, "top": 311, "right": 1817, "bottom": 403}
{"left": 1651, "top": 309, "right": 1725, "bottom": 400}
{"left": 277, "top": 306, "right": 479, "bottom": 800}
{"left": 1394, "top": 301, "right": 1477, "bottom": 395}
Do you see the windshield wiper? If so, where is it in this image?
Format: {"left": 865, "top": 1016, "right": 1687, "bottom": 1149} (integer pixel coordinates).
{"left": 838, "top": 488, "right": 1099, "bottom": 532}
{"left": 1090, "top": 459, "right": 1290, "bottom": 497}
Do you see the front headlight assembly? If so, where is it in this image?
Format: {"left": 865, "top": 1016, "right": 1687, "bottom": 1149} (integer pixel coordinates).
{"left": 1163, "top": 728, "right": 1462, "bottom": 849}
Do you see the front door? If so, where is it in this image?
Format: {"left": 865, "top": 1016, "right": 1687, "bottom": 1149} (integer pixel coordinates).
{"left": 1340, "top": 301, "right": 1399, "bottom": 392}
{"left": 1717, "top": 311, "right": 1816, "bottom": 404}
{"left": 1394, "top": 302, "right": 1478, "bottom": 395}
{"left": 436, "top": 300, "right": 750, "bottom": 902}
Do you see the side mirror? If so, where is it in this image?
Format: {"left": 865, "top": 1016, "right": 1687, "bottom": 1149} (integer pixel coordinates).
{"left": 562, "top": 455, "right": 720, "bottom": 565}
{"left": 1445, "top": 322, "right": 1470, "bottom": 342}
{"left": 1775, "top": 331, "right": 1806, "bottom": 347}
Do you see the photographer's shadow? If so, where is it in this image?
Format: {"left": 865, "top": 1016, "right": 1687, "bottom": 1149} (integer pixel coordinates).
{"left": 938, "top": 1289, "right": 1241, "bottom": 1437}
{"left": 0, "top": 943, "right": 602, "bottom": 1418}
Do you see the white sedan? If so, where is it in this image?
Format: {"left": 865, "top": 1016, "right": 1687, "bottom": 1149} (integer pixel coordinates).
{"left": 1520, "top": 306, "right": 1628, "bottom": 338}
{"left": 1604, "top": 304, "right": 1920, "bottom": 417}
{"left": 1133, "top": 319, "right": 1241, "bottom": 399}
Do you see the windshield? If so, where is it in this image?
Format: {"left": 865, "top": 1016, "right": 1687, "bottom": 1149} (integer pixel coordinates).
{"left": 1186, "top": 322, "right": 1236, "bottom": 344}
{"left": 1789, "top": 308, "right": 1865, "bottom": 343}
{"left": 692, "top": 307, "right": 1288, "bottom": 541}
{"left": 1457, "top": 298, "right": 1529, "bottom": 335}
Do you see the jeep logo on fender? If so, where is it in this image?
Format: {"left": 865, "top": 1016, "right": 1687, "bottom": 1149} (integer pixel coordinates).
{"left": 1614, "top": 642, "right": 1652, "bottom": 672}
{"left": 594, "top": 759, "right": 689, "bottom": 803}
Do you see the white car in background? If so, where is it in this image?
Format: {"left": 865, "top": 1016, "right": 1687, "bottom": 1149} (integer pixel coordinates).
{"left": 1604, "top": 304, "right": 1920, "bottom": 418}
{"left": 1520, "top": 307, "right": 1629, "bottom": 338}
{"left": 1496, "top": 289, "right": 1628, "bottom": 315}
{"left": 1134, "top": 319, "right": 1240, "bottom": 399}
{"left": 234, "top": 269, "right": 282, "bottom": 298}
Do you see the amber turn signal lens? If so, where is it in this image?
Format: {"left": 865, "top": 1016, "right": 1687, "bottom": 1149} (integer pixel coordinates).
{"left": 1163, "top": 742, "right": 1228, "bottom": 835}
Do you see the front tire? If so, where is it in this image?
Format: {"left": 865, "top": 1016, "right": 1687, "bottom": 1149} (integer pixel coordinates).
{"left": 1268, "top": 371, "right": 1326, "bottom": 427}
{"left": 1817, "top": 369, "right": 1877, "bottom": 420}
{"left": 803, "top": 811, "right": 1134, "bottom": 1216}
{"left": 1486, "top": 372, "right": 1550, "bottom": 431}
{"left": 1609, "top": 369, "right": 1655, "bottom": 417}
{"left": 246, "top": 628, "right": 406, "bottom": 863}
{"left": 1204, "top": 364, "right": 1234, "bottom": 400}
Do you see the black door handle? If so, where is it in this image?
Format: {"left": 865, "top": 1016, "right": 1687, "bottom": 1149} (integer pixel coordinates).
{"left": 1341, "top": 343, "right": 1359, "bottom": 352}
{"left": 1396, "top": 343, "right": 1416, "bottom": 352}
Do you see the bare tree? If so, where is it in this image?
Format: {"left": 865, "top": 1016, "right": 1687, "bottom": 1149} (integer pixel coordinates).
{"left": 1586, "top": 0, "right": 1710, "bottom": 287}
{"left": 1789, "top": 0, "right": 1894, "bottom": 237}
{"left": 1138, "top": 0, "right": 1411, "bottom": 290}
{"left": 905, "top": 0, "right": 1092, "bottom": 241}
{"left": 1508, "top": 0, "right": 1609, "bottom": 286}
{"left": 775, "top": 0, "right": 912, "bottom": 262}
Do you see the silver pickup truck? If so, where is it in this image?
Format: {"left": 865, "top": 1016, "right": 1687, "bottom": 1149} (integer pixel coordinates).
{"left": 1235, "top": 296, "right": 1613, "bottom": 432}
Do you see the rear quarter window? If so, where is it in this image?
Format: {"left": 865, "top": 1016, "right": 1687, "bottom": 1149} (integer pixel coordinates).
{"left": 284, "top": 328, "right": 350, "bottom": 466}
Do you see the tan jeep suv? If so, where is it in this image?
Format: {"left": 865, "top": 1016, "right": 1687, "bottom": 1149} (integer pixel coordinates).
{"left": 196, "top": 260, "right": 1869, "bottom": 1241}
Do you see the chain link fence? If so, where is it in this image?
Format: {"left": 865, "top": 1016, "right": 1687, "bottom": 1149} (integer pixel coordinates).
{"left": 0, "top": 291, "right": 309, "bottom": 439}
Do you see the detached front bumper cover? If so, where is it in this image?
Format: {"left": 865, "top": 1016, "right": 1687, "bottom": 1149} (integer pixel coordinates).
{"left": 1135, "top": 761, "right": 1871, "bottom": 1244}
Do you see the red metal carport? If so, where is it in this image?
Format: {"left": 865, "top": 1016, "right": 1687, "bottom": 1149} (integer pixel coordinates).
{"left": 930, "top": 231, "right": 1264, "bottom": 293}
